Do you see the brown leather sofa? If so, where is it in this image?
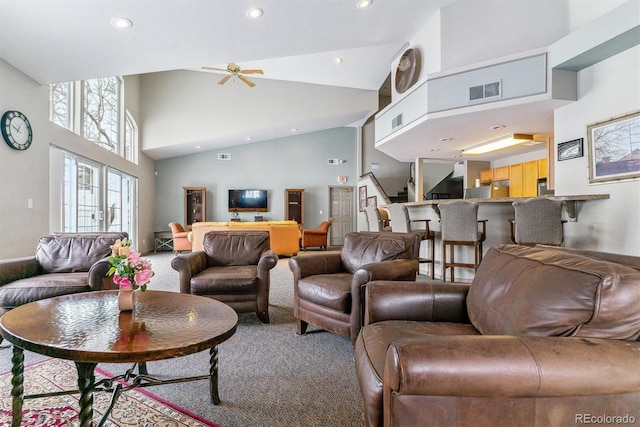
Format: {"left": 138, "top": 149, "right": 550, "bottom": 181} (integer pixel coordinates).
{"left": 171, "top": 230, "right": 278, "bottom": 323}
{"left": 0, "top": 232, "right": 128, "bottom": 322}
{"left": 355, "top": 244, "right": 640, "bottom": 427}
{"left": 289, "top": 231, "right": 421, "bottom": 343}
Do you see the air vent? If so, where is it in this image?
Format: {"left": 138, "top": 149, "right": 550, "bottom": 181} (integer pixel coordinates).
{"left": 391, "top": 113, "right": 403, "bottom": 129}
{"left": 469, "top": 80, "right": 502, "bottom": 102}
{"left": 218, "top": 153, "right": 232, "bottom": 160}
{"left": 328, "top": 159, "right": 340, "bottom": 165}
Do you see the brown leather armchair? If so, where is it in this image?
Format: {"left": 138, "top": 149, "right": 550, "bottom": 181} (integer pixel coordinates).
{"left": 355, "top": 244, "right": 640, "bottom": 427}
{"left": 168, "top": 222, "right": 192, "bottom": 254}
{"left": 300, "top": 221, "right": 332, "bottom": 250}
{"left": 289, "top": 231, "right": 420, "bottom": 343}
{"left": 0, "top": 232, "right": 128, "bottom": 344}
{"left": 171, "top": 230, "right": 278, "bottom": 323}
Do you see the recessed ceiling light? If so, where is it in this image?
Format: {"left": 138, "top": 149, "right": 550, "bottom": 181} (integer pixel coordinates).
{"left": 110, "top": 17, "right": 133, "bottom": 29}
{"left": 291, "top": 128, "right": 298, "bottom": 132}
{"left": 246, "top": 7, "right": 263, "bottom": 19}
{"left": 334, "top": 57, "right": 343, "bottom": 64}
{"left": 356, "top": 0, "right": 373, "bottom": 9}
{"left": 195, "top": 145, "right": 201, "bottom": 149}
{"left": 490, "top": 124, "right": 505, "bottom": 130}
{"left": 246, "top": 136, "right": 253, "bottom": 141}
{"left": 439, "top": 137, "right": 452, "bottom": 142}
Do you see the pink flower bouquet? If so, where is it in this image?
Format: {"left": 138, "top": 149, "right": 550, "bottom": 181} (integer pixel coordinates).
{"left": 107, "top": 238, "right": 154, "bottom": 291}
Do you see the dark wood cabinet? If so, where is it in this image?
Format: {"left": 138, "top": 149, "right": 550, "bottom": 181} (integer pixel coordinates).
{"left": 184, "top": 187, "right": 206, "bottom": 226}
{"left": 285, "top": 188, "right": 304, "bottom": 228}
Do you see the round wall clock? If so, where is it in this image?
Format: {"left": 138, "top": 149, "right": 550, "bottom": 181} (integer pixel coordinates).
{"left": 2, "top": 110, "right": 33, "bottom": 150}
{"left": 394, "top": 48, "right": 421, "bottom": 94}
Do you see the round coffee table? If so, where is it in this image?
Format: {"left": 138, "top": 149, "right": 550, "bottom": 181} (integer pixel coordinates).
{"left": 0, "top": 290, "right": 238, "bottom": 427}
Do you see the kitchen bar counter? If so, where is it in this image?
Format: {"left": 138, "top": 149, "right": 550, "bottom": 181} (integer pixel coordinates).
{"left": 383, "top": 194, "right": 610, "bottom": 281}
{"left": 400, "top": 194, "right": 610, "bottom": 221}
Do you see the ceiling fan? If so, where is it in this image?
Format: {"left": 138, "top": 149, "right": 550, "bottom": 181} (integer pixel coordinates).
{"left": 201, "top": 63, "right": 264, "bottom": 87}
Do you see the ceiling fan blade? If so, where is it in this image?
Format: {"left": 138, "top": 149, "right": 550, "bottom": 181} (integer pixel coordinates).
{"left": 218, "top": 75, "right": 232, "bottom": 85}
{"left": 238, "top": 75, "right": 256, "bottom": 88}
{"left": 202, "top": 66, "right": 229, "bottom": 72}
{"left": 242, "top": 69, "right": 264, "bottom": 75}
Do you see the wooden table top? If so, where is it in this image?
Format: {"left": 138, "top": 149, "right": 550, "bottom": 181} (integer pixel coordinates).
{"left": 0, "top": 290, "right": 238, "bottom": 364}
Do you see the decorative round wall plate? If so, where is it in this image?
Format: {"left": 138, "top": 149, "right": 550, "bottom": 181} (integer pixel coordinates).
{"left": 394, "top": 48, "right": 421, "bottom": 94}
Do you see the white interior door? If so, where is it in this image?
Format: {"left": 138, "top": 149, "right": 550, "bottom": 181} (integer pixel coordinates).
{"left": 329, "top": 186, "right": 354, "bottom": 247}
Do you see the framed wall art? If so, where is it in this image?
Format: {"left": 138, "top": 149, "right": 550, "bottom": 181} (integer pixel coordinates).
{"left": 367, "top": 196, "right": 377, "bottom": 208}
{"left": 358, "top": 186, "right": 367, "bottom": 212}
{"left": 557, "top": 138, "right": 583, "bottom": 161}
{"left": 587, "top": 110, "right": 640, "bottom": 183}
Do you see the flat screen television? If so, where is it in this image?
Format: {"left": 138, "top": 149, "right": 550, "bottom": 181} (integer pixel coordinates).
{"left": 228, "top": 189, "right": 268, "bottom": 212}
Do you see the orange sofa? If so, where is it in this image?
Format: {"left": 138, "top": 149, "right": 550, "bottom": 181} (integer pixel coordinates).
{"left": 189, "top": 221, "right": 301, "bottom": 256}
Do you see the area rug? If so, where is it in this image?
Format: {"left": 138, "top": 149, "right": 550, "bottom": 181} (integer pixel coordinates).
{"left": 0, "top": 358, "right": 220, "bottom": 426}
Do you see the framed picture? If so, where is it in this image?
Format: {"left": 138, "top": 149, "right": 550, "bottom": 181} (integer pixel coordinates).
{"left": 358, "top": 186, "right": 367, "bottom": 212}
{"left": 587, "top": 110, "right": 640, "bottom": 183}
{"left": 367, "top": 196, "right": 377, "bottom": 208}
{"left": 557, "top": 138, "right": 583, "bottom": 161}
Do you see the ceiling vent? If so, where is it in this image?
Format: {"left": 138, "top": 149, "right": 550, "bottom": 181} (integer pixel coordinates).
{"left": 218, "top": 153, "right": 232, "bottom": 160}
{"left": 469, "top": 80, "right": 502, "bottom": 102}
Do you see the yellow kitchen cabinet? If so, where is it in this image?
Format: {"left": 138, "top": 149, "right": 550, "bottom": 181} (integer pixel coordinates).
{"left": 509, "top": 163, "right": 523, "bottom": 197}
{"left": 480, "top": 169, "right": 493, "bottom": 184}
{"left": 523, "top": 160, "right": 539, "bottom": 197}
{"left": 538, "top": 158, "right": 548, "bottom": 179}
{"left": 493, "top": 166, "right": 510, "bottom": 182}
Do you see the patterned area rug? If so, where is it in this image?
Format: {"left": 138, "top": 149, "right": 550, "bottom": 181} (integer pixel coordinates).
{"left": 0, "top": 358, "right": 220, "bottom": 426}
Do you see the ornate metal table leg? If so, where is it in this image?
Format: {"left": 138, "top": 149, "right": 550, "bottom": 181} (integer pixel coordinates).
{"left": 75, "top": 362, "right": 98, "bottom": 427}
{"left": 209, "top": 346, "right": 220, "bottom": 404}
{"left": 10, "top": 346, "right": 24, "bottom": 427}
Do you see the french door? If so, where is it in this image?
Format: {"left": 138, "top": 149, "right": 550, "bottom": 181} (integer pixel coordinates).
{"left": 50, "top": 146, "right": 137, "bottom": 244}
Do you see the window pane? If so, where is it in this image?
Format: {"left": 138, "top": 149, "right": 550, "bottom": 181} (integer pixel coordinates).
{"left": 83, "top": 77, "right": 120, "bottom": 152}
{"left": 49, "top": 82, "right": 71, "bottom": 129}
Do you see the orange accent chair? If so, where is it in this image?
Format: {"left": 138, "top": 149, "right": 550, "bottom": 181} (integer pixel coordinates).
{"left": 168, "top": 222, "right": 192, "bottom": 254}
{"left": 300, "top": 221, "right": 332, "bottom": 250}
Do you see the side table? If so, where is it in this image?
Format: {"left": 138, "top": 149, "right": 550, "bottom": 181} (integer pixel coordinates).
{"left": 154, "top": 231, "right": 173, "bottom": 252}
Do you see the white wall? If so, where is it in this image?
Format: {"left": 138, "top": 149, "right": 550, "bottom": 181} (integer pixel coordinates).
{"left": 554, "top": 45, "right": 640, "bottom": 255}
{"left": 0, "top": 60, "right": 157, "bottom": 258}
{"left": 154, "top": 127, "right": 357, "bottom": 232}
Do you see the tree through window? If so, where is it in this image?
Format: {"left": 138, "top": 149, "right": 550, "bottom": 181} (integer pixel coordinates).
{"left": 83, "top": 77, "right": 121, "bottom": 152}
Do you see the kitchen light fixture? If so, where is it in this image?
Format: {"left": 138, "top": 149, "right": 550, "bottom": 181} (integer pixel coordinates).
{"left": 246, "top": 7, "right": 263, "bottom": 19}
{"left": 463, "top": 133, "right": 534, "bottom": 155}
{"left": 356, "top": 0, "right": 372, "bottom": 9}
{"left": 111, "top": 17, "right": 133, "bottom": 29}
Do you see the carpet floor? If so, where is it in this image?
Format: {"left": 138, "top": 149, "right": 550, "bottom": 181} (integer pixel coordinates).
{"left": 0, "top": 249, "right": 365, "bottom": 427}
{"left": 0, "top": 357, "right": 220, "bottom": 426}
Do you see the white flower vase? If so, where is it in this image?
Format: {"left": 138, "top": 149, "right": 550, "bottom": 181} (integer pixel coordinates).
{"left": 118, "top": 289, "right": 135, "bottom": 311}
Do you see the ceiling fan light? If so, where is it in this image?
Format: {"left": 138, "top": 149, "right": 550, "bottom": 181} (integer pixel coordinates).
{"left": 463, "top": 133, "right": 534, "bottom": 155}
{"left": 246, "top": 7, "right": 263, "bottom": 19}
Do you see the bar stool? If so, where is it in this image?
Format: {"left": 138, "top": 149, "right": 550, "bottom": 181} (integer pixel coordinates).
{"left": 387, "top": 203, "right": 435, "bottom": 279}
{"left": 438, "top": 200, "right": 487, "bottom": 282}
{"left": 509, "top": 198, "right": 566, "bottom": 246}
{"left": 364, "top": 206, "right": 390, "bottom": 231}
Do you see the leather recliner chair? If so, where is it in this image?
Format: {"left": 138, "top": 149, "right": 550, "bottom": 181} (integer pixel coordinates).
{"left": 289, "top": 231, "right": 421, "bottom": 343}
{"left": 355, "top": 244, "right": 640, "bottom": 427}
{"left": 171, "top": 230, "right": 278, "bottom": 323}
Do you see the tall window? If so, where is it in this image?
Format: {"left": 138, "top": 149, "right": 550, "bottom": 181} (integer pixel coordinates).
{"left": 83, "top": 77, "right": 121, "bottom": 152}
{"left": 52, "top": 147, "right": 138, "bottom": 245}
{"left": 107, "top": 168, "right": 137, "bottom": 239}
{"left": 49, "top": 82, "right": 72, "bottom": 130}
{"left": 49, "top": 77, "right": 138, "bottom": 163}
